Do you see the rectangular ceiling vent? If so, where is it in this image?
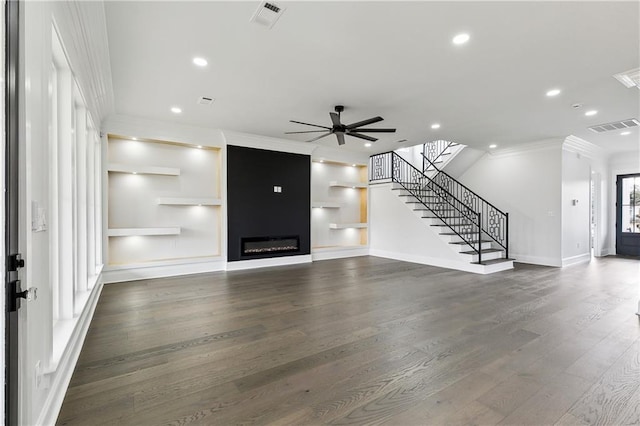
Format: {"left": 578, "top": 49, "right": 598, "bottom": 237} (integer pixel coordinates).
{"left": 588, "top": 118, "right": 639, "bottom": 133}
{"left": 250, "top": 1, "right": 286, "bottom": 29}
{"left": 613, "top": 68, "right": 640, "bottom": 89}
{"left": 197, "top": 96, "right": 215, "bottom": 106}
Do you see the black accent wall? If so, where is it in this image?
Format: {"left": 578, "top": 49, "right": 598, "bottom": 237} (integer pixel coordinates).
{"left": 227, "top": 145, "right": 311, "bottom": 261}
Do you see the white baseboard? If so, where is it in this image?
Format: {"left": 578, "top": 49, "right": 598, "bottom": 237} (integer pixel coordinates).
{"left": 103, "top": 258, "right": 226, "bottom": 283}
{"left": 562, "top": 253, "right": 592, "bottom": 267}
{"left": 370, "top": 249, "right": 492, "bottom": 274}
{"left": 510, "top": 253, "right": 562, "bottom": 267}
{"left": 36, "top": 273, "right": 104, "bottom": 426}
{"left": 226, "top": 254, "right": 312, "bottom": 271}
{"left": 312, "top": 246, "right": 369, "bottom": 261}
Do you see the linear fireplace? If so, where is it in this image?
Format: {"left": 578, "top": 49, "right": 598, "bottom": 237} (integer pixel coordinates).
{"left": 241, "top": 236, "right": 300, "bottom": 256}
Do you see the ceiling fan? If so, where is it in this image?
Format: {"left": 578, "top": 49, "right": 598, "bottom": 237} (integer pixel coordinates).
{"left": 285, "top": 105, "right": 396, "bottom": 145}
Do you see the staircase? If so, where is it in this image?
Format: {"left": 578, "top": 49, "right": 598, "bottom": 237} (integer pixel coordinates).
{"left": 369, "top": 149, "right": 513, "bottom": 273}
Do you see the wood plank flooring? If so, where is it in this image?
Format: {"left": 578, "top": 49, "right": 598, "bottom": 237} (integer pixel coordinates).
{"left": 57, "top": 256, "right": 640, "bottom": 425}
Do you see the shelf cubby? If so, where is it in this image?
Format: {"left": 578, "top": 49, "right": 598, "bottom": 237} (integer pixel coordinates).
{"left": 108, "top": 227, "right": 181, "bottom": 237}
{"left": 329, "top": 223, "right": 368, "bottom": 230}
{"left": 156, "top": 197, "right": 222, "bottom": 206}
{"left": 108, "top": 163, "right": 180, "bottom": 176}
{"left": 329, "top": 181, "right": 367, "bottom": 189}
{"left": 312, "top": 201, "right": 341, "bottom": 208}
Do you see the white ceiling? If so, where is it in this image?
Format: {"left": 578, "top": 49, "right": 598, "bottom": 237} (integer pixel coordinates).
{"left": 105, "top": 1, "right": 640, "bottom": 155}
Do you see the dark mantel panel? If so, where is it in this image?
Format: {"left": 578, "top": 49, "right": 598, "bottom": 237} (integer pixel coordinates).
{"left": 227, "top": 145, "right": 310, "bottom": 261}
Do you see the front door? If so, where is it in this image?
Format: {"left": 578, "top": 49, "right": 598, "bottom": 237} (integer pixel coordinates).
{"left": 616, "top": 173, "right": 640, "bottom": 256}
{"left": 5, "top": 1, "right": 24, "bottom": 424}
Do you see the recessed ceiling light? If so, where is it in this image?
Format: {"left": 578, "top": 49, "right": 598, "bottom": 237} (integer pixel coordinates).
{"left": 431, "top": 123, "right": 441, "bottom": 129}
{"left": 193, "top": 57, "right": 208, "bottom": 67}
{"left": 364, "top": 143, "right": 372, "bottom": 147}
{"left": 546, "top": 89, "right": 561, "bottom": 97}
{"left": 352, "top": 164, "right": 357, "bottom": 167}
{"left": 319, "top": 159, "right": 324, "bottom": 163}
{"left": 452, "top": 33, "right": 470, "bottom": 45}
{"left": 489, "top": 144, "right": 497, "bottom": 149}
{"left": 621, "top": 131, "right": 631, "bottom": 136}
{"left": 132, "top": 172, "right": 137, "bottom": 175}
{"left": 131, "top": 137, "right": 137, "bottom": 140}
{"left": 171, "top": 106, "right": 182, "bottom": 114}
{"left": 585, "top": 110, "right": 598, "bottom": 116}
{"left": 197, "top": 145, "right": 203, "bottom": 148}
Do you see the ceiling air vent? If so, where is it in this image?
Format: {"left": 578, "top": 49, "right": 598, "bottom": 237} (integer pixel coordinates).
{"left": 250, "top": 1, "right": 286, "bottom": 29}
{"left": 589, "top": 118, "right": 639, "bottom": 133}
{"left": 197, "top": 96, "right": 215, "bottom": 106}
{"left": 613, "top": 68, "right": 640, "bottom": 89}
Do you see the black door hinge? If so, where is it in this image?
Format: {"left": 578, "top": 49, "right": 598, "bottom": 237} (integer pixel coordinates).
{"left": 9, "top": 280, "right": 29, "bottom": 312}
{"left": 8, "top": 253, "right": 25, "bottom": 272}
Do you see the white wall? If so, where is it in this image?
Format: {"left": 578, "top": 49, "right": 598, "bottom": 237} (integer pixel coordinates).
{"left": 457, "top": 141, "right": 563, "bottom": 266}
{"left": 20, "top": 2, "right": 112, "bottom": 424}
{"left": 369, "top": 183, "right": 473, "bottom": 270}
{"left": 561, "top": 149, "right": 591, "bottom": 265}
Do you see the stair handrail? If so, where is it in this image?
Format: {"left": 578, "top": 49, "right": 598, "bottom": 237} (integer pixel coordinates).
{"left": 370, "top": 151, "right": 484, "bottom": 263}
{"left": 422, "top": 154, "right": 509, "bottom": 257}
{"left": 422, "top": 140, "right": 457, "bottom": 173}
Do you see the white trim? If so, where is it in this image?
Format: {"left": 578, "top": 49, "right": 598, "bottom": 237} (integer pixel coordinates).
{"left": 312, "top": 246, "right": 369, "bottom": 261}
{"left": 224, "top": 130, "right": 316, "bottom": 155}
{"left": 562, "top": 253, "right": 592, "bottom": 267}
{"left": 636, "top": 300, "right": 640, "bottom": 317}
{"left": 488, "top": 138, "right": 563, "bottom": 159}
{"left": 510, "top": 253, "right": 562, "bottom": 267}
{"left": 103, "top": 258, "right": 226, "bottom": 283}
{"left": 369, "top": 249, "right": 513, "bottom": 274}
{"left": 225, "top": 254, "right": 312, "bottom": 271}
{"left": 36, "top": 273, "right": 104, "bottom": 426}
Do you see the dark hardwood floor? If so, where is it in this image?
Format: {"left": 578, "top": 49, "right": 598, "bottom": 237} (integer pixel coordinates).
{"left": 57, "top": 256, "right": 640, "bottom": 425}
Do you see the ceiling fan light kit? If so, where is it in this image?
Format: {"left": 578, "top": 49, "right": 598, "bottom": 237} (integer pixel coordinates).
{"left": 286, "top": 105, "right": 396, "bottom": 146}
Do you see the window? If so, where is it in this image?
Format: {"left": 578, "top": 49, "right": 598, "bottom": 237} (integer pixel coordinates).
{"left": 620, "top": 175, "right": 640, "bottom": 233}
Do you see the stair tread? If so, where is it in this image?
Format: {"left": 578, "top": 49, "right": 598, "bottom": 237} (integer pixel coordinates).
{"left": 460, "top": 248, "right": 504, "bottom": 255}
{"left": 449, "top": 240, "right": 492, "bottom": 245}
{"left": 440, "top": 232, "right": 478, "bottom": 236}
{"left": 472, "top": 258, "right": 515, "bottom": 266}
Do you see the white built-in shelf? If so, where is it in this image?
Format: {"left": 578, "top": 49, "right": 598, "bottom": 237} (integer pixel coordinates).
{"left": 108, "top": 227, "right": 181, "bottom": 237}
{"left": 329, "top": 181, "right": 367, "bottom": 189}
{"left": 329, "top": 223, "right": 368, "bottom": 229}
{"left": 108, "top": 163, "right": 180, "bottom": 176}
{"left": 156, "top": 197, "right": 222, "bottom": 206}
{"left": 312, "top": 201, "right": 341, "bottom": 208}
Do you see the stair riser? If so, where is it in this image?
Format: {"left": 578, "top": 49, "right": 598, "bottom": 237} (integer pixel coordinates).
{"left": 451, "top": 243, "right": 493, "bottom": 252}
{"left": 459, "top": 251, "right": 504, "bottom": 262}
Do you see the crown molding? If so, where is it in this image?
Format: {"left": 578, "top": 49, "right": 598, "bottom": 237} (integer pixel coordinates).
{"left": 223, "top": 131, "right": 316, "bottom": 155}
{"left": 563, "top": 135, "right": 607, "bottom": 161}
{"left": 488, "top": 138, "right": 563, "bottom": 159}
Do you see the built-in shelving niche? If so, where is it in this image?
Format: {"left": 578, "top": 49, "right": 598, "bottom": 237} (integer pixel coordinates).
{"left": 311, "top": 160, "right": 368, "bottom": 250}
{"left": 107, "top": 135, "right": 222, "bottom": 267}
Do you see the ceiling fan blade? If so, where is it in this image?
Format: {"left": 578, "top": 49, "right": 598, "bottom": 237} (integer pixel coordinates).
{"left": 347, "top": 132, "right": 378, "bottom": 142}
{"left": 290, "top": 120, "right": 331, "bottom": 130}
{"left": 336, "top": 133, "right": 345, "bottom": 146}
{"left": 306, "top": 132, "right": 332, "bottom": 143}
{"left": 348, "top": 128, "right": 396, "bottom": 133}
{"left": 345, "top": 116, "right": 383, "bottom": 130}
{"left": 285, "top": 130, "right": 331, "bottom": 134}
{"left": 329, "top": 112, "right": 341, "bottom": 127}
